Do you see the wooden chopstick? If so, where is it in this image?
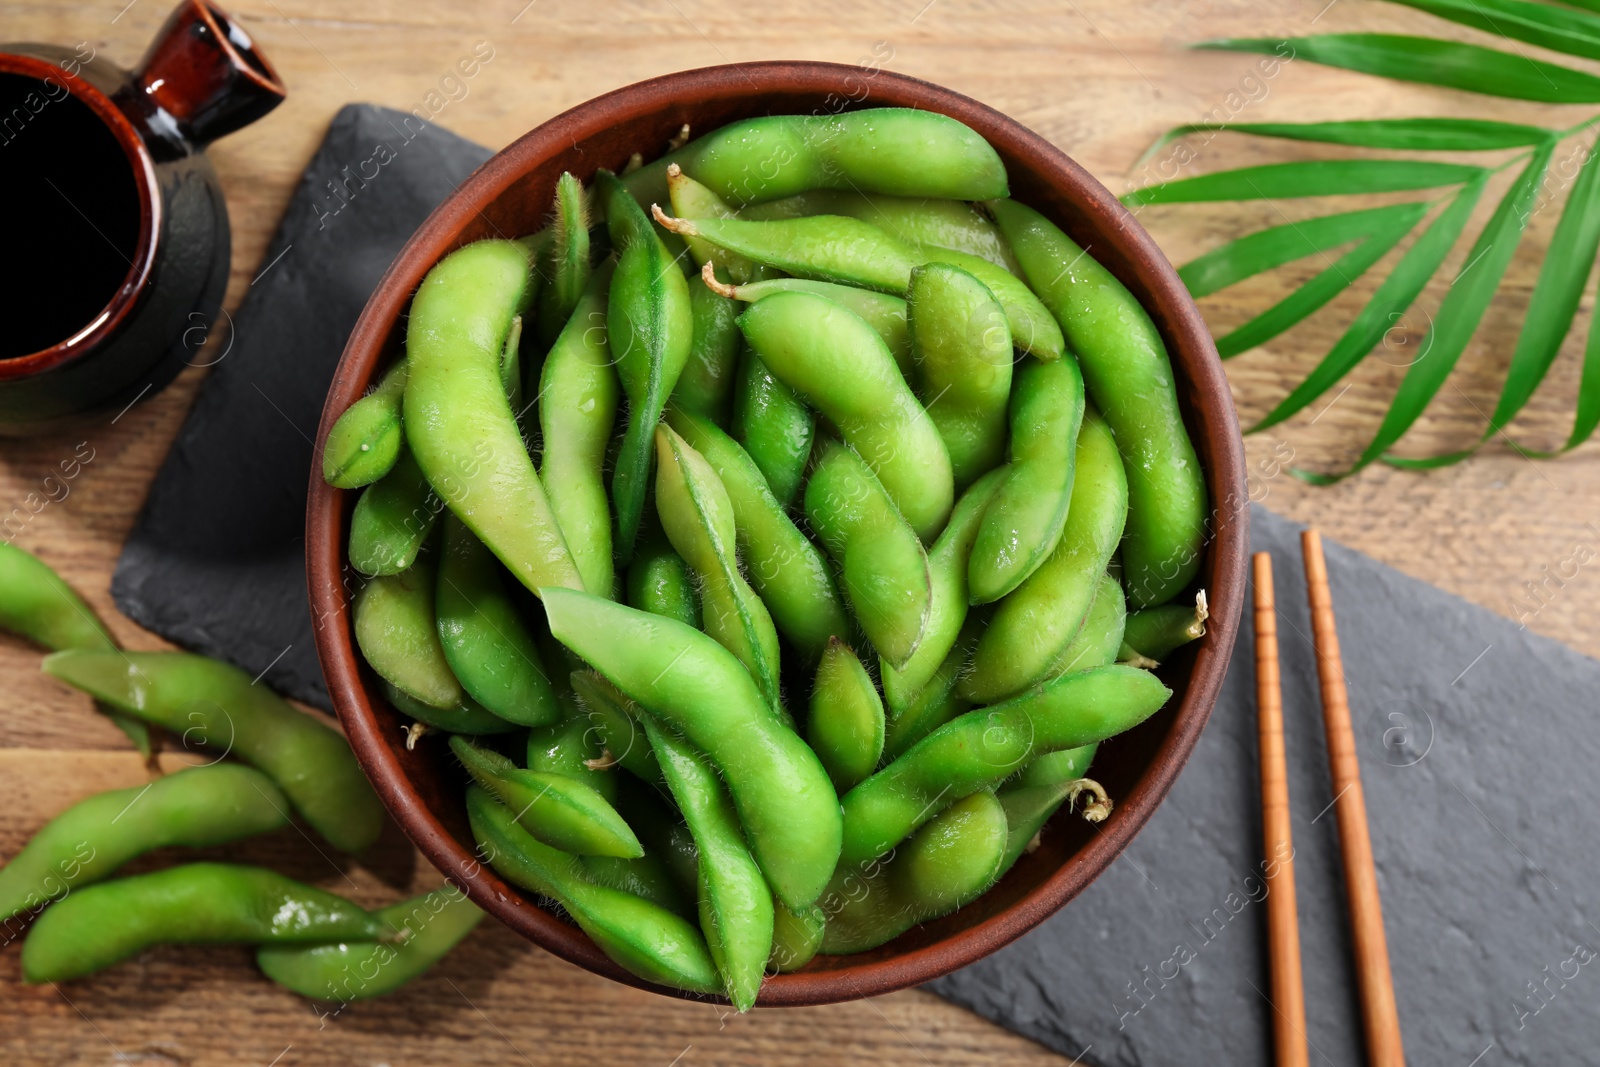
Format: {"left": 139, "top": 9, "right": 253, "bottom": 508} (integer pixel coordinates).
{"left": 1254, "top": 552, "right": 1308, "bottom": 1067}
{"left": 1301, "top": 530, "right": 1406, "bottom": 1067}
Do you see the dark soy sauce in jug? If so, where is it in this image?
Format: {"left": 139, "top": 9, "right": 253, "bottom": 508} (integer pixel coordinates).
{"left": 0, "top": 72, "right": 142, "bottom": 360}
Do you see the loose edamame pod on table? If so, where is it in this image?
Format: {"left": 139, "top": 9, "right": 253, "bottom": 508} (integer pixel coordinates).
{"left": 1121, "top": 590, "right": 1209, "bottom": 665}
{"left": 989, "top": 198, "right": 1208, "bottom": 608}
{"left": 0, "top": 763, "right": 290, "bottom": 924}
{"left": 451, "top": 735, "right": 641, "bottom": 858}
{"left": 806, "top": 639, "right": 885, "bottom": 794}
{"left": 729, "top": 350, "right": 814, "bottom": 508}
{"left": 323, "top": 357, "right": 408, "bottom": 489}
{"left": 738, "top": 289, "right": 953, "bottom": 540}
{"left": 21, "top": 863, "right": 388, "bottom": 984}
{"left": 258, "top": 886, "right": 484, "bottom": 1001}
{"left": 701, "top": 266, "right": 913, "bottom": 377}
{"left": 43, "top": 651, "right": 385, "bottom": 854}
{"left": 535, "top": 172, "right": 592, "bottom": 346}
{"left": 403, "top": 238, "right": 584, "bottom": 597}
{"left": 347, "top": 446, "right": 441, "bottom": 577}
{"left": 540, "top": 588, "right": 841, "bottom": 911}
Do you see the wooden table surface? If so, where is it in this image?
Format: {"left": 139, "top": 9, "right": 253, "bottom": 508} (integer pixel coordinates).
{"left": 4, "top": 0, "right": 1597, "bottom": 1063}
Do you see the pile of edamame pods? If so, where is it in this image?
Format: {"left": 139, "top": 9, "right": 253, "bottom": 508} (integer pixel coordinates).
{"left": 322, "top": 107, "right": 1213, "bottom": 1008}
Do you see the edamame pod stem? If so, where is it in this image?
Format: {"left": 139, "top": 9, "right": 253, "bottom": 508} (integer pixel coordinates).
{"left": 655, "top": 208, "right": 1063, "bottom": 362}
{"left": 347, "top": 446, "right": 442, "bottom": 576}
{"left": 988, "top": 198, "right": 1208, "bottom": 608}
{"left": 43, "top": 651, "right": 385, "bottom": 854}
{"left": 437, "top": 515, "right": 562, "bottom": 727}
{"left": 671, "top": 273, "right": 742, "bottom": 424}
{"left": 839, "top": 665, "right": 1169, "bottom": 869}
{"left": 654, "top": 425, "right": 783, "bottom": 712}
{"left": 701, "top": 266, "right": 913, "bottom": 376}
{"left": 881, "top": 469, "right": 1006, "bottom": 714}
{"left": 258, "top": 886, "right": 484, "bottom": 1001}
{"left": 535, "top": 172, "right": 592, "bottom": 346}
{"left": 539, "top": 261, "right": 620, "bottom": 599}
{"left": 323, "top": 357, "right": 408, "bottom": 489}
{"left": 626, "top": 540, "right": 702, "bottom": 630}
{"left": 820, "top": 790, "right": 1007, "bottom": 955}
{"left": 739, "top": 291, "right": 953, "bottom": 540}
{"left": 768, "top": 901, "right": 826, "bottom": 973}
{"left": 570, "top": 670, "right": 664, "bottom": 785}
{"left": 1049, "top": 572, "right": 1128, "bottom": 680}
{"left": 968, "top": 356, "right": 1085, "bottom": 604}
{"left": 962, "top": 411, "right": 1128, "bottom": 704}
{"left": 22, "top": 863, "right": 387, "bottom": 984}
{"left": 540, "top": 589, "right": 841, "bottom": 911}
{"left": 996, "top": 772, "right": 1110, "bottom": 878}
{"left": 451, "top": 735, "right": 641, "bottom": 858}
{"left": 667, "top": 409, "right": 849, "bottom": 662}
{"left": 804, "top": 440, "right": 933, "bottom": 671}
{"left": 467, "top": 784, "right": 722, "bottom": 995}
{"left": 883, "top": 614, "right": 979, "bottom": 761}
{"left": 1121, "top": 590, "right": 1209, "bottom": 665}
{"left": 404, "top": 240, "right": 584, "bottom": 596}
{"left": 643, "top": 717, "right": 774, "bottom": 1012}
{"left": 598, "top": 171, "right": 695, "bottom": 564}
{"left": 623, "top": 109, "right": 1009, "bottom": 207}
{"left": 384, "top": 680, "right": 514, "bottom": 736}
{"left": 907, "top": 263, "right": 1013, "bottom": 489}
{"left": 0, "top": 764, "right": 289, "bottom": 924}
{"left": 730, "top": 350, "right": 813, "bottom": 507}
{"left": 666, "top": 164, "right": 771, "bottom": 285}
{"left": 806, "top": 639, "right": 885, "bottom": 794}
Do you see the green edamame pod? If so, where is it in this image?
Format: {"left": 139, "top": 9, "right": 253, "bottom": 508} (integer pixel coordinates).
{"left": 582, "top": 852, "right": 692, "bottom": 919}
{"left": 643, "top": 718, "right": 773, "bottom": 1012}
{"left": 437, "top": 515, "right": 561, "bottom": 727}
{"left": 702, "top": 267, "right": 913, "bottom": 376}
{"left": 768, "top": 901, "right": 826, "bottom": 973}
{"left": 1049, "top": 572, "right": 1129, "bottom": 681}
{"left": 654, "top": 425, "right": 783, "bottom": 711}
{"left": 451, "top": 735, "right": 641, "bottom": 858}
{"left": 258, "top": 886, "right": 484, "bottom": 1001}
{"left": 670, "top": 273, "right": 742, "bottom": 424}
{"left": 540, "top": 589, "right": 841, "bottom": 911}
{"left": 43, "top": 651, "right": 385, "bottom": 854}
{"left": 806, "top": 639, "right": 885, "bottom": 794}
{"left": 969, "top": 357, "right": 1085, "bottom": 605}
{"left": 820, "top": 790, "right": 1007, "bottom": 955}
{"left": 347, "top": 446, "right": 442, "bottom": 577}
{"left": 22, "top": 863, "right": 387, "bottom": 984}
{"left": 467, "top": 784, "right": 722, "bottom": 995}
{"left": 626, "top": 540, "right": 701, "bottom": 630}
{"left": 804, "top": 440, "right": 932, "bottom": 671}
{"left": 881, "top": 468, "right": 1006, "bottom": 713}
{"left": 623, "top": 109, "right": 1008, "bottom": 207}
{"left": 0, "top": 764, "right": 290, "bottom": 925}
{"left": 404, "top": 240, "right": 583, "bottom": 596}
{"left": 962, "top": 410, "right": 1128, "bottom": 704}
{"left": 501, "top": 315, "right": 526, "bottom": 418}
{"left": 667, "top": 410, "right": 849, "bottom": 662}
{"left": 384, "top": 680, "right": 514, "bottom": 736}
{"left": 0, "top": 543, "right": 150, "bottom": 755}
{"left": 535, "top": 172, "right": 592, "bottom": 346}
{"left": 597, "top": 171, "right": 695, "bottom": 564}
{"left": 539, "top": 261, "right": 619, "bottom": 599}
{"left": 1014, "top": 742, "right": 1099, "bottom": 791}
{"left": 839, "top": 665, "right": 1169, "bottom": 869}
{"left": 526, "top": 693, "right": 621, "bottom": 803}
{"left": 570, "top": 671, "right": 663, "bottom": 786}
{"left": 739, "top": 291, "right": 953, "bottom": 540}
{"left": 354, "top": 552, "right": 477, "bottom": 714}
{"left": 997, "top": 768, "right": 1109, "bottom": 877}
{"left": 989, "top": 198, "right": 1208, "bottom": 608}
{"left": 883, "top": 614, "right": 979, "bottom": 762}
{"left": 906, "top": 263, "right": 1013, "bottom": 489}
{"left": 612, "top": 775, "right": 700, "bottom": 898}
{"left": 666, "top": 164, "right": 770, "bottom": 285}
{"left": 730, "top": 350, "right": 814, "bottom": 507}
{"left": 323, "top": 357, "right": 408, "bottom": 489}
{"left": 1121, "top": 590, "right": 1209, "bottom": 665}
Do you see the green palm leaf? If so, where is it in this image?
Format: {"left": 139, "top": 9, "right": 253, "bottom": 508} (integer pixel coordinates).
{"left": 1137, "top": 118, "right": 1552, "bottom": 165}
{"left": 1124, "top": 159, "right": 1484, "bottom": 206}
{"left": 1381, "top": 0, "right": 1600, "bottom": 62}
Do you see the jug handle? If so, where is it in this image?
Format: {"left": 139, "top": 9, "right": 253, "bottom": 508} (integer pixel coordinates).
{"left": 131, "top": 0, "right": 286, "bottom": 147}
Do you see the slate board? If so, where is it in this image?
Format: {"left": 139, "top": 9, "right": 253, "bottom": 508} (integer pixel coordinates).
{"left": 112, "top": 104, "right": 493, "bottom": 709}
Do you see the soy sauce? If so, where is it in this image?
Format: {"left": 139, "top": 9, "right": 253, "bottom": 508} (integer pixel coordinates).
{"left": 0, "top": 72, "right": 142, "bottom": 360}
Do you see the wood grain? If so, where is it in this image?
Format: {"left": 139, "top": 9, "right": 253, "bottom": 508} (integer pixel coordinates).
{"left": 2, "top": 0, "right": 1597, "bottom": 1062}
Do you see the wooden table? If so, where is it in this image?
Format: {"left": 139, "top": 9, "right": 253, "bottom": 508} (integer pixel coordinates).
{"left": 4, "top": 0, "right": 1596, "bottom": 1062}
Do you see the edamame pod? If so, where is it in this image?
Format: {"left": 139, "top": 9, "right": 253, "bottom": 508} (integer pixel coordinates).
{"left": 740, "top": 291, "right": 953, "bottom": 540}
{"left": 500, "top": 315, "right": 526, "bottom": 419}
{"left": 701, "top": 266, "right": 912, "bottom": 376}
{"left": 626, "top": 540, "right": 701, "bottom": 630}
{"left": 730, "top": 351, "right": 813, "bottom": 507}
{"left": 0, "top": 764, "right": 290, "bottom": 924}
{"left": 597, "top": 171, "right": 695, "bottom": 563}
{"left": 540, "top": 589, "right": 841, "bottom": 910}
{"left": 804, "top": 440, "right": 933, "bottom": 671}
{"left": 21, "top": 863, "right": 388, "bottom": 983}
{"left": 768, "top": 901, "right": 826, "bottom": 973}
{"left": 666, "top": 164, "right": 769, "bottom": 285}
{"left": 654, "top": 425, "right": 783, "bottom": 711}
{"left": 1049, "top": 572, "right": 1129, "bottom": 679}
{"left": 670, "top": 273, "right": 742, "bottom": 423}
{"left": 323, "top": 357, "right": 408, "bottom": 488}
{"left": 997, "top": 777, "right": 1109, "bottom": 878}
{"left": 384, "top": 680, "right": 514, "bottom": 736}
{"left": 404, "top": 240, "right": 583, "bottom": 596}
{"left": 570, "top": 670, "right": 663, "bottom": 786}
{"left": 1013, "top": 742, "right": 1099, "bottom": 791}
{"left": 582, "top": 852, "right": 691, "bottom": 920}
{"left": 466, "top": 785, "right": 722, "bottom": 995}
{"left": 643, "top": 717, "right": 773, "bottom": 1012}
{"left": 989, "top": 198, "right": 1208, "bottom": 608}
{"left": 806, "top": 639, "right": 885, "bottom": 794}
{"left": 907, "top": 262, "right": 1013, "bottom": 489}
{"left": 538, "top": 261, "right": 619, "bottom": 599}
{"left": 451, "top": 735, "right": 641, "bottom": 858}
{"left": 354, "top": 552, "right": 475, "bottom": 714}
{"left": 667, "top": 409, "right": 849, "bottom": 661}
{"left": 43, "top": 651, "right": 385, "bottom": 854}
{"left": 882, "top": 614, "right": 979, "bottom": 761}
{"left": 347, "top": 447, "right": 442, "bottom": 577}
{"left": 437, "top": 515, "right": 561, "bottom": 727}
{"left": 535, "top": 172, "right": 592, "bottom": 346}
{"left": 962, "top": 411, "right": 1128, "bottom": 704}
{"left": 526, "top": 690, "right": 622, "bottom": 803}
{"left": 258, "top": 886, "right": 484, "bottom": 1001}
{"left": 1121, "top": 590, "right": 1209, "bottom": 665}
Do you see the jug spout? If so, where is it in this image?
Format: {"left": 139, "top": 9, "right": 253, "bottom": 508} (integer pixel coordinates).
{"left": 131, "top": 0, "right": 285, "bottom": 148}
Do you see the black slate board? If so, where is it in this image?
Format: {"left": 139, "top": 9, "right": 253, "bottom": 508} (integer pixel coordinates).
{"left": 113, "top": 104, "right": 493, "bottom": 709}
{"left": 930, "top": 502, "right": 1600, "bottom": 1065}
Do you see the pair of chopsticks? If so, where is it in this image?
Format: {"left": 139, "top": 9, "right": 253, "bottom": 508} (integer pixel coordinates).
{"left": 1254, "top": 531, "right": 1405, "bottom": 1067}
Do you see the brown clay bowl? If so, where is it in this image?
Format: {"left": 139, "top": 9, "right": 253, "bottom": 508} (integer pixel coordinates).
{"left": 306, "top": 60, "right": 1248, "bottom": 1007}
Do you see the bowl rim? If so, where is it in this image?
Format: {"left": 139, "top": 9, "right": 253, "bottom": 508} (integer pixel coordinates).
{"left": 306, "top": 59, "right": 1248, "bottom": 1008}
